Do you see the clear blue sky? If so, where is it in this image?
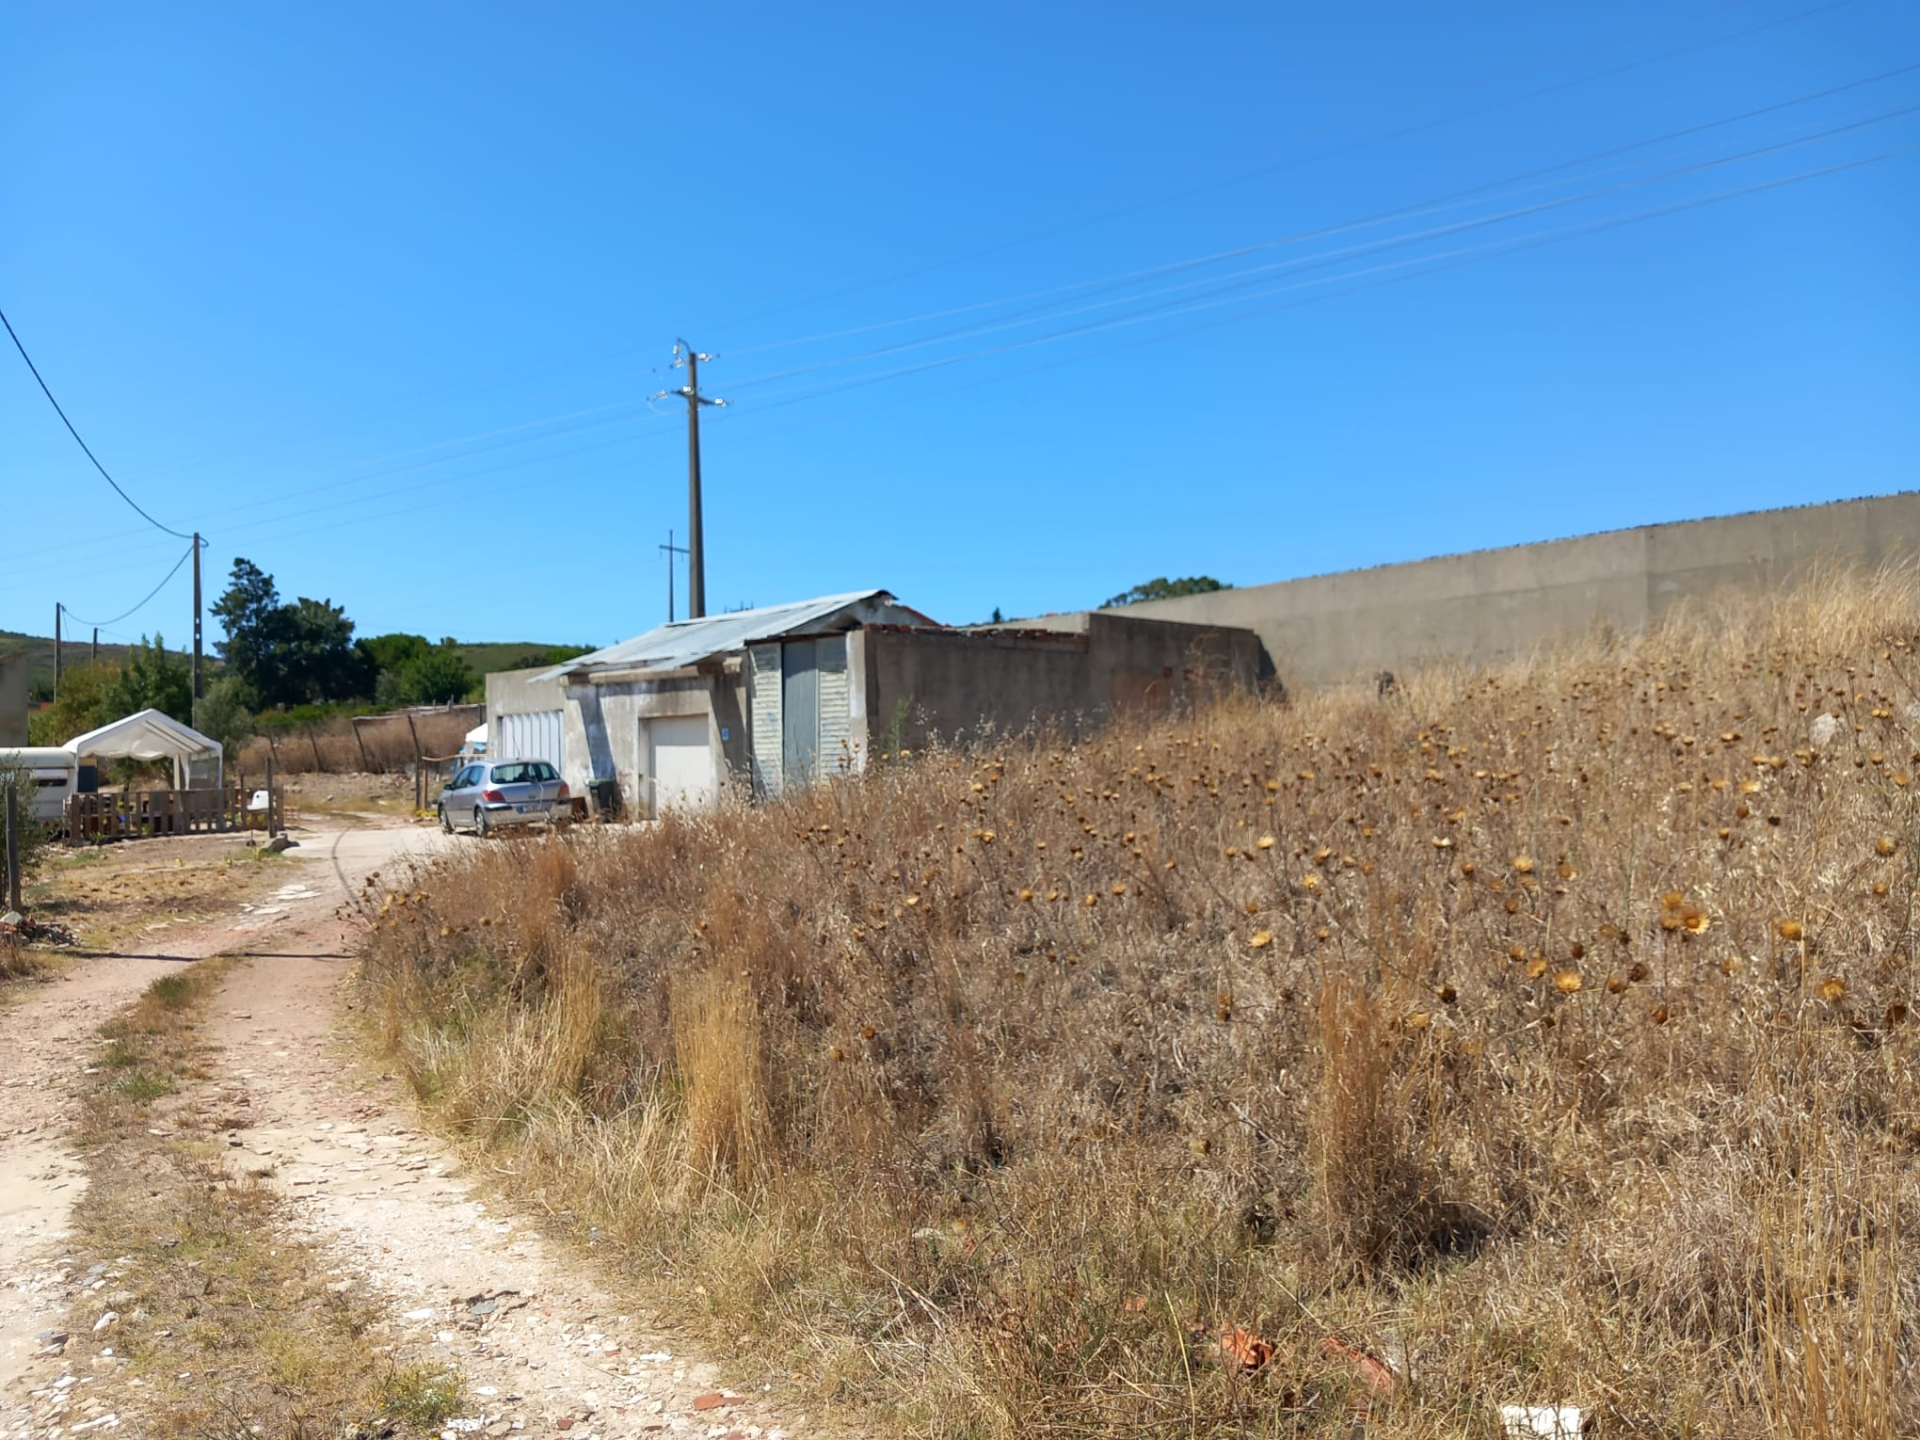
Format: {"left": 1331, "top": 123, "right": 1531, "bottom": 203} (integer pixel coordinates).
{"left": 3, "top": 1, "right": 1916, "bottom": 649}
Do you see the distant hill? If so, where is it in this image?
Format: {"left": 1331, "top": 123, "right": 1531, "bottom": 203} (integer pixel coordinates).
{"left": 0, "top": 630, "right": 139, "bottom": 697}
{"left": 451, "top": 641, "right": 595, "bottom": 675}
{"left": 0, "top": 631, "right": 588, "bottom": 699}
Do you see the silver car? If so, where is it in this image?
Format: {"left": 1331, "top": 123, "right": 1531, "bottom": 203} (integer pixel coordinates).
{"left": 439, "top": 758, "right": 570, "bottom": 836}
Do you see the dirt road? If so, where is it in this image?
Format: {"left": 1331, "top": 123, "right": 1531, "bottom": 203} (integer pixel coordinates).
{"left": 2, "top": 822, "right": 821, "bottom": 1438}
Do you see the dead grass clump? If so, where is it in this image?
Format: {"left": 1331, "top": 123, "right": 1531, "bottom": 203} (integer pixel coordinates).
{"left": 360, "top": 565, "right": 1920, "bottom": 1437}
{"left": 1310, "top": 979, "right": 1443, "bottom": 1270}
{"left": 1, "top": 934, "right": 49, "bottom": 984}
{"left": 673, "top": 968, "right": 770, "bottom": 1185}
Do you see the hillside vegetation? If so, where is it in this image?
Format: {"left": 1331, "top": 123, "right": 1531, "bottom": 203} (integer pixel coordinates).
{"left": 362, "top": 568, "right": 1920, "bottom": 1438}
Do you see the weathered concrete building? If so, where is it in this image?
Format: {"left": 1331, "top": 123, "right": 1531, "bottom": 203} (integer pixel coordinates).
{"left": 1082, "top": 492, "right": 1920, "bottom": 688}
{"left": 487, "top": 591, "right": 1261, "bottom": 816}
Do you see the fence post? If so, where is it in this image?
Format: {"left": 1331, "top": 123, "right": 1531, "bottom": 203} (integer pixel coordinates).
{"left": 265, "top": 753, "right": 276, "bottom": 837}
{"left": 404, "top": 711, "right": 424, "bottom": 812}
{"left": 4, "top": 778, "right": 21, "bottom": 914}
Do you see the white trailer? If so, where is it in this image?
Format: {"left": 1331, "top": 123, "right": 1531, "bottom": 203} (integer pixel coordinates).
{"left": 0, "top": 747, "right": 80, "bottom": 823}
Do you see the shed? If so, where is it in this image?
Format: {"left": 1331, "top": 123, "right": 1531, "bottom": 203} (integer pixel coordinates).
{"left": 497, "top": 591, "right": 928, "bottom": 816}
{"left": 64, "top": 709, "right": 224, "bottom": 790}
{"left": 489, "top": 590, "right": 1264, "bottom": 817}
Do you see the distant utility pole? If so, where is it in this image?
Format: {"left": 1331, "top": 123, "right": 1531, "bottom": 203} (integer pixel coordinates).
{"left": 91, "top": 628, "right": 98, "bottom": 666}
{"left": 659, "top": 528, "right": 689, "bottom": 623}
{"left": 191, "top": 532, "right": 203, "bottom": 702}
{"left": 53, "top": 604, "right": 61, "bottom": 698}
{"left": 654, "top": 341, "right": 725, "bottom": 620}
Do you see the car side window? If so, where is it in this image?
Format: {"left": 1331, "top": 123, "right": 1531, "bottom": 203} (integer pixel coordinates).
{"left": 452, "top": 766, "right": 475, "bottom": 788}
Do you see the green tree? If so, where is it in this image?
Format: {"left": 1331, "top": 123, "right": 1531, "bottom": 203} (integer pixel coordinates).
{"left": 280, "top": 597, "right": 369, "bottom": 704}
{"left": 1102, "top": 576, "right": 1231, "bottom": 608}
{"left": 212, "top": 558, "right": 284, "bottom": 701}
{"left": 26, "top": 663, "right": 114, "bottom": 745}
{"left": 0, "top": 759, "right": 53, "bottom": 882}
{"left": 104, "top": 634, "right": 192, "bottom": 723}
{"left": 213, "top": 559, "right": 371, "bottom": 707}
{"left": 357, "top": 632, "right": 431, "bottom": 675}
{"left": 396, "top": 646, "right": 478, "bottom": 705}
{"left": 192, "top": 675, "right": 256, "bottom": 755}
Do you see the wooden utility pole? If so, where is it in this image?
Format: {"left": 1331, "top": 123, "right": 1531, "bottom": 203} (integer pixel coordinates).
{"left": 53, "top": 604, "right": 61, "bottom": 697}
{"left": 3, "top": 779, "right": 20, "bottom": 913}
{"left": 660, "top": 341, "right": 724, "bottom": 620}
{"left": 4, "top": 778, "right": 20, "bottom": 914}
{"left": 191, "top": 532, "right": 203, "bottom": 703}
{"left": 91, "top": 628, "right": 98, "bottom": 666}
{"left": 659, "top": 528, "right": 689, "bottom": 623}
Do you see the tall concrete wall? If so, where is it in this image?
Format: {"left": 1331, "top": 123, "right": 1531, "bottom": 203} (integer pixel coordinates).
{"left": 1093, "top": 492, "right": 1920, "bottom": 688}
{"left": 855, "top": 614, "right": 1264, "bottom": 752}
{"left": 0, "top": 654, "right": 26, "bottom": 747}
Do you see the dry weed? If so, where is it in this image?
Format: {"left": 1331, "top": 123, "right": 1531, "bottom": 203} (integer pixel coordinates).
{"left": 361, "top": 565, "right": 1920, "bottom": 1437}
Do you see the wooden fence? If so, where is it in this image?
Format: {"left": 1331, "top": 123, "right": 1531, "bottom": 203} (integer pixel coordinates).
{"left": 64, "top": 785, "right": 286, "bottom": 842}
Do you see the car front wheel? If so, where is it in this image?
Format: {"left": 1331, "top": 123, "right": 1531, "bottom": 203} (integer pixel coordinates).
{"left": 439, "top": 804, "right": 452, "bottom": 834}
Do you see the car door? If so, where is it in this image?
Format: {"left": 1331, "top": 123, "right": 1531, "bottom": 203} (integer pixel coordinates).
{"left": 529, "top": 761, "right": 564, "bottom": 817}
{"left": 444, "top": 764, "right": 478, "bottom": 818}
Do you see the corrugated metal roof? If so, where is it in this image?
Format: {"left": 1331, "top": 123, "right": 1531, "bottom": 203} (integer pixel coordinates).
{"left": 536, "top": 590, "right": 902, "bottom": 681}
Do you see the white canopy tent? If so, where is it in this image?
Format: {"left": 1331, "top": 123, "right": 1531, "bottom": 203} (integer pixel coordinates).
{"left": 64, "top": 709, "right": 224, "bottom": 790}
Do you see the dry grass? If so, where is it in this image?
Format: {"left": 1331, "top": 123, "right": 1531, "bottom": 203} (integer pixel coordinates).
{"left": 1, "top": 935, "right": 51, "bottom": 986}
{"left": 28, "top": 836, "right": 288, "bottom": 952}
{"left": 234, "top": 708, "right": 478, "bottom": 777}
{"left": 61, "top": 963, "right": 461, "bottom": 1438}
{"left": 361, "top": 566, "right": 1920, "bottom": 1437}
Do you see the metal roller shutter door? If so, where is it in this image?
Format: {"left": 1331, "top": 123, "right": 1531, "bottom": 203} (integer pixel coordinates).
{"left": 496, "top": 710, "right": 564, "bottom": 770}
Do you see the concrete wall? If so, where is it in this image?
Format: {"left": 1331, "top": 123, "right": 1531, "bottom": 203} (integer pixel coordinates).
{"left": 487, "top": 666, "right": 567, "bottom": 720}
{"left": 1088, "top": 492, "right": 1920, "bottom": 688}
{"left": 546, "top": 666, "right": 747, "bottom": 817}
{"left": 857, "top": 628, "right": 1093, "bottom": 752}
{"left": 853, "top": 614, "right": 1264, "bottom": 754}
{"left": 0, "top": 654, "right": 26, "bottom": 747}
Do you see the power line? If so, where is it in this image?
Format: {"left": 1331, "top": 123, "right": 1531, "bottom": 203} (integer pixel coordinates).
{"left": 702, "top": 0, "right": 1855, "bottom": 335}
{"left": 0, "top": 397, "right": 672, "bottom": 586}
{"left": 0, "top": 305, "right": 193, "bottom": 540}
{"left": 724, "top": 107, "right": 1920, "bottom": 406}
{"left": 9, "top": 139, "right": 1903, "bottom": 595}
{"left": 720, "top": 59, "right": 1920, "bottom": 367}
{"left": 719, "top": 145, "right": 1914, "bottom": 421}
{"left": 57, "top": 539, "right": 197, "bottom": 629}
{"left": 63, "top": 132, "right": 1893, "bottom": 575}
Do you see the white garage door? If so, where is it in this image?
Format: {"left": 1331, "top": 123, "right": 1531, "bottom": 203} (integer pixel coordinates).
{"left": 496, "top": 710, "right": 564, "bottom": 770}
{"left": 649, "top": 716, "right": 713, "bottom": 814}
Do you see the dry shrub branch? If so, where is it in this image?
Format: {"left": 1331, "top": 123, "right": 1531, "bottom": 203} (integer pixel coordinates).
{"left": 362, "top": 567, "right": 1920, "bottom": 1437}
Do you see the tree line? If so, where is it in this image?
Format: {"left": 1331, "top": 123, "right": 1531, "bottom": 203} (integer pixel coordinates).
{"left": 29, "top": 557, "right": 588, "bottom": 751}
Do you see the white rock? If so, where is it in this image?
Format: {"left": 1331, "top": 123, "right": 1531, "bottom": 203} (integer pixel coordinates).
{"left": 1499, "top": 1404, "right": 1587, "bottom": 1438}
{"left": 1810, "top": 713, "right": 1842, "bottom": 747}
{"left": 91, "top": 1312, "right": 118, "bottom": 1333}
